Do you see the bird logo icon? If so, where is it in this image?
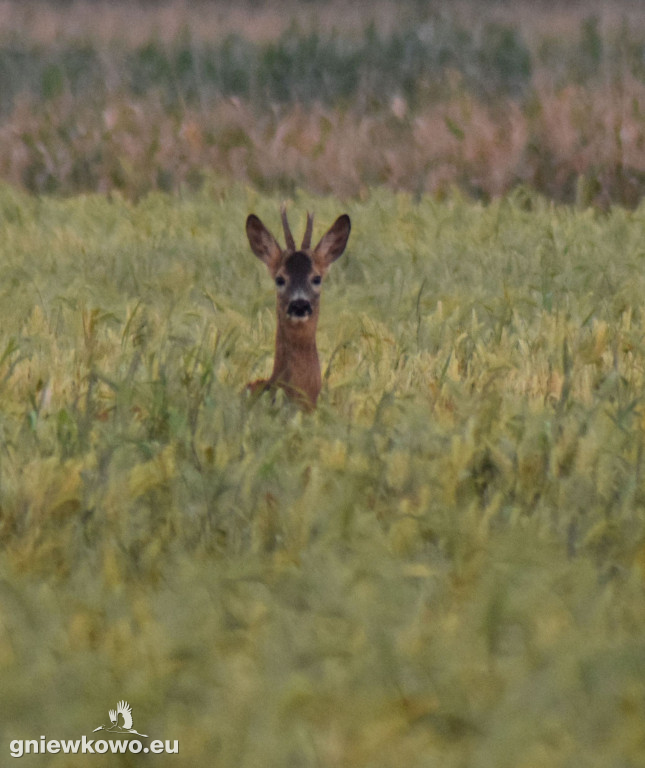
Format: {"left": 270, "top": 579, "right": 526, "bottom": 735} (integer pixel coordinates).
{"left": 93, "top": 700, "right": 148, "bottom": 737}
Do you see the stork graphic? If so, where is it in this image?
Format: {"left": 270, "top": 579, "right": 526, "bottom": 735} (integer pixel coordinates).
{"left": 93, "top": 700, "right": 148, "bottom": 737}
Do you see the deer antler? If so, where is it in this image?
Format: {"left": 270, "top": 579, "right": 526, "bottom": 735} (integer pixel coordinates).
{"left": 280, "top": 204, "right": 296, "bottom": 251}
{"left": 302, "top": 211, "right": 314, "bottom": 250}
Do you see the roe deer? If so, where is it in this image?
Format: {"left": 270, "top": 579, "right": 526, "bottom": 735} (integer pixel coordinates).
{"left": 246, "top": 206, "right": 351, "bottom": 411}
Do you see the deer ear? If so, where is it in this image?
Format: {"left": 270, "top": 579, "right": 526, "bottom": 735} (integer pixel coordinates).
{"left": 313, "top": 214, "right": 351, "bottom": 272}
{"left": 246, "top": 214, "right": 282, "bottom": 275}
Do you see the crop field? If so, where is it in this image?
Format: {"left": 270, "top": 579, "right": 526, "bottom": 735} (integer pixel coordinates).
{"left": 2, "top": 185, "right": 645, "bottom": 766}
{"left": 1, "top": 1, "right": 645, "bottom": 766}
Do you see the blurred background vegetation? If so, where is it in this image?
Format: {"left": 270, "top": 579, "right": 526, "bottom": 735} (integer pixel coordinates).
{"left": 2, "top": 0, "right": 645, "bottom": 205}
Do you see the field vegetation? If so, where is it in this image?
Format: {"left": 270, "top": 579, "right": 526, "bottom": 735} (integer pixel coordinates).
{"left": 1, "top": 0, "right": 645, "bottom": 204}
{"left": 2, "top": 184, "right": 645, "bottom": 765}
{"left": 1, "top": 1, "right": 645, "bottom": 766}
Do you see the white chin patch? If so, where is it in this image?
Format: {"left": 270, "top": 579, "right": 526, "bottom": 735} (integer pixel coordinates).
{"left": 288, "top": 314, "right": 310, "bottom": 324}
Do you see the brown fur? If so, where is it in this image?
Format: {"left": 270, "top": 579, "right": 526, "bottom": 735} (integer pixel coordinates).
{"left": 246, "top": 208, "right": 351, "bottom": 410}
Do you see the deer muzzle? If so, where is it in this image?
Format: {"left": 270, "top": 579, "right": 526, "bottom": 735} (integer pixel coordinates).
{"left": 287, "top": 298, "right": 313, "bottom": 319}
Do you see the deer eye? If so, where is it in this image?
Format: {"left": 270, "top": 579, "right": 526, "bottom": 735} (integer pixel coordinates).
{"left": 275, "top": 276, "right": 286, "bottom": 287}
{"left": 311, "top": 275, "right": 322, "bottom": 286}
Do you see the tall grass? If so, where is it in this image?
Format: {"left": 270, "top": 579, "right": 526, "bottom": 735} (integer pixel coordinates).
{"left": 1, "top": 184, "right": 645, "bottom": 765}
{"left": 1, "top": 1, "right": 645, "bottom": 203}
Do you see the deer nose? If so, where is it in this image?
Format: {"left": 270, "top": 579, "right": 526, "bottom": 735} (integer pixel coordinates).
{"left": 287, "top": 298, "right": 312, "bottom": 318}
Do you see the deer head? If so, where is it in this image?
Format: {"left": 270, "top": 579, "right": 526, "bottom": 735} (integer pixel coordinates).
{"left": 246, "top": 206, "right": 351, "bottom": 409}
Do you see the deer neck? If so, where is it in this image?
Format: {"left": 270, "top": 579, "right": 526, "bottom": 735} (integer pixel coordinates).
{"left": 271, "top": 310, "right": 321, "bottom": 407}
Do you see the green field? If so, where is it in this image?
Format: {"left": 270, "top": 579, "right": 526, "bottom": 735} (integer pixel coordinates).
{"left": 2, "top": 0, "right": 645, "bottom": 765}
{"left": 1, "top": 183, "right": 645, "bottom": 765}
